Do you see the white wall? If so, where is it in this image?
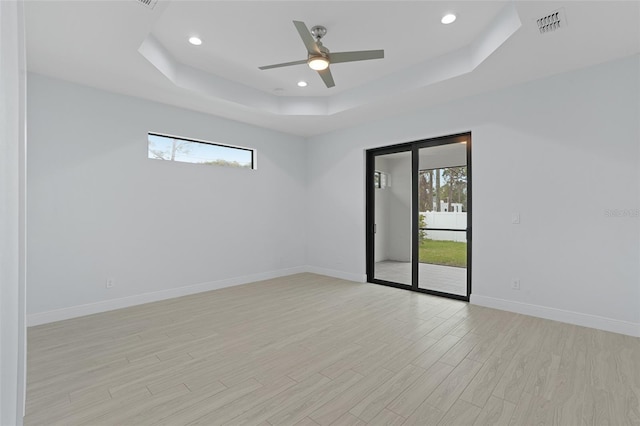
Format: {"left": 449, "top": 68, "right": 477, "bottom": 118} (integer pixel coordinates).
{"left": 27, "top": 74, "right": 307, "bottom": 322}
{"left": 373, "top": 153, "right": 414, "bottom": 263}
{"left": 386, "top": 155, "right": 413, "bottom": 262}
{"left": 373, "top": 157, "right": 389, "bottom": 262}
{"left": 307, "top": 55, "right": 640, "bottom": 336}
{"left": 0, "top": 1, "right": 27, "bottom": 424}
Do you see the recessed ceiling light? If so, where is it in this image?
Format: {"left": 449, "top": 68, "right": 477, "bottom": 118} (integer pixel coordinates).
{"left": 188, "top": 36, "right": 202, "bottom": 46}
{"left": 297, "top": 81, "right": 308, "bottom": 87}
{"left": 441, "top": 14, "right": 456, "bottom": 24}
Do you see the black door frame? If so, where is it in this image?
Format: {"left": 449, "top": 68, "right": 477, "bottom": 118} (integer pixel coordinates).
{"left": 365, "top": 132, "right": 472, "bottom": 302}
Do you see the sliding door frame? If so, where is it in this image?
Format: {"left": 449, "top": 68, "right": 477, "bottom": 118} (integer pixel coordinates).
{"left": 366, "top": 132, "right": 472, "bottom": 301}
{"left": 366, "top": 143, "right": 414, "bottom": 289}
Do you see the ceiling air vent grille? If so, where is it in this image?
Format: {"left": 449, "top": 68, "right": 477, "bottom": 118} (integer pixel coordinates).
{"left": 136, "top": 0, "right": 158, "bottom": 10}
{"left": 537, "top": 8, "right": 567, "bottom": 34}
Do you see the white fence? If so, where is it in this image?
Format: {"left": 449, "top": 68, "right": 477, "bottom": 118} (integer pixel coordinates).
{"left": 420, "top": 211, "right": 467, "bottom": 242}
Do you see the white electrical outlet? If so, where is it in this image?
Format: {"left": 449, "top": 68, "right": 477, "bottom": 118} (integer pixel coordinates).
{"left": 511, "top": 279, "right": 520, "bottom": 290}
{"left": 106, "top": 278, "right": 115, "bottom": 289}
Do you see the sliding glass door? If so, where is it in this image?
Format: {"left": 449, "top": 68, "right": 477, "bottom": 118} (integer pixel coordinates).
{"left": 366, "top": 133, "right": 471, "bottom": 301}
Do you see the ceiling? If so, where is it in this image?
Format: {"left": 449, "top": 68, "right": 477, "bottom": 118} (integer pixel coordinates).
{"left": 25, "top": 1, "right": 640, "bottom": 137}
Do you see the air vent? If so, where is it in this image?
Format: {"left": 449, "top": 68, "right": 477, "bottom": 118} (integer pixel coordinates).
{"left": 136, "top": 0, "right": 157, "bottom": 9}
{"left": 537, "top": 8, "right": 567, "bottom": 34}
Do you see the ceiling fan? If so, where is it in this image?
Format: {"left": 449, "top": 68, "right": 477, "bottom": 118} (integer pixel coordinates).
{"left": 258, "top": 20, "right": 384, "bottom": 88}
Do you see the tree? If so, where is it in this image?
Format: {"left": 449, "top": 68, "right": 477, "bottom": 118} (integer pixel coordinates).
{"left": 203, "top": 159, "right": 250, "bottom": 168}
{"left": 428, "top": 170, "right": 434, "bottom": 211}
{"left": 418, "top": 212, "right": 427, "bottom": 244}
{"left": 435, "top": 169, "right": 441, "bottom": 212}
{"left": 149, "top": 138, "right": 191, "bottom": 161}
{"left": 442, "top": 167, "right": 467, "bottom": 211}
{"left": 419, "top": 169, "right": 438, "bottom": 212}
{"left": 418, "top": 171, "right": 429, "bottom": 211}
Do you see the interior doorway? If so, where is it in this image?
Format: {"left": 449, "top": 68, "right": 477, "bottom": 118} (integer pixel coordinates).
{"left": 366, "top": 133, "right": 471, "bottom": 301}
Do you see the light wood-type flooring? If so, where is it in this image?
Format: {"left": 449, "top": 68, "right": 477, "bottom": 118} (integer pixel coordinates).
{"left": 25, "top": 273, "right": 640, "bottom": 425}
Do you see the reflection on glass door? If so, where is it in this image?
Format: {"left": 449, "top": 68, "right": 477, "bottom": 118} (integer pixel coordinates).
{"left": 372, "top": 150, "right": 412, "bottom": 286}
{"left": 366, "top": 133, "right": 471, "bottom": 301}
{"left": 417, "top": 142, "right": 468, "bottom": 296}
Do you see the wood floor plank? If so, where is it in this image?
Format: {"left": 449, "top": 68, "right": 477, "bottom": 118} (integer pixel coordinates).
{"left": 186, "top": 376, "right": 297, "bottom": 426}
{"left": 320, "top": 341, "right": 388, "bottom": 379}
{"left": 491, "top": 352, "right": 538, "bottom": 404}
{"left": 329, "top": 412, "right": 367, "bottom": 426}
{"left": 351, "top": 338, "right": 415, "bottom": 377}
{"left": 401, "top": 400, "right": 444, "bottom": 425}
{"left": 293, "top": 417, "right": 320, "bottom": 426}
{"left": 349, "top": 364, "right": 425, "bottom": 422}
{"left": 401, "top": 316, "right": 447, "bottom": 341}
{"left": 438, "top": 399, "right": 481, "bottom": 426}
{"left": 386, "top": 361, "right": 454, "bottom": 418}
{"left": 77, "top": 383, "right": 191, "bottom": 425}
{"left": 222, "top": 374, "right": 331, "bottom": 425}
{"left": 424, "top": 358, "right": 482, "bottom": 413}
{"left": 439, "top": 332, "right": 482, "bottom": 367}
{"left": 460, "top": 355, "right": 508, "bottom": 408}
{"left": 308, "top": 368, "right": 395, "bottom": 426}
{"left": 140, "top": 378, "right": 262, "bottom": 425}
{"left": 410, "top": 334, "right": 460, "bottom": 369}
{"left": 508, "top": 391, "right": 555, "bottom": 426}
{"left": 368, "top": 408, "right": 405, "bottom": 425}
{"left": 382, "top": 335, "right": 439, "bottom": 373}
{"left": 473, "top": 395, "right": 516, "bottom": 426}
{"left": 266, "top": 370, "right": 363, "bottom": 426}
{"left": 465, "top": 331, "right": 504, "bottom": 364}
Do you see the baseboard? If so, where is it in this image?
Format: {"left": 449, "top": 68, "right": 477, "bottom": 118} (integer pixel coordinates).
{"left": 305, "top": 266, "right": 367, "bottom": 283}
{"left": 28, "top": 270, "right": 638, "bottom": 336}
{"left": 471, "top": 294, "right": 640, "bottom": 337}
{"left": 27, "top": 266, "right": 308, "bottom": 326}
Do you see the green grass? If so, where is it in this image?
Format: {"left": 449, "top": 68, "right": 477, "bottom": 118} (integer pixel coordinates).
{"left": 419, "top": 239, "right": 467, "bottom": 268}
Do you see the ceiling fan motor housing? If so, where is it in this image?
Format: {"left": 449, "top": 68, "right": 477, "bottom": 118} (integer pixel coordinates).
{"left": 310, "top": 25, "right": 327, "bottom": 41}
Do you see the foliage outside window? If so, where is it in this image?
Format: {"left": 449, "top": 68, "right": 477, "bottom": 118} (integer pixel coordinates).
{"left": 148, "top": 133, "right": 255, "bottom": 169}
{"left": 418, "top": 166, "right": 467, "bottom": 212}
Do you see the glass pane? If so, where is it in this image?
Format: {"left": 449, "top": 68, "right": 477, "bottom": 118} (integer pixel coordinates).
{"left": 373, "top": 150, "right": 412, "bottom": 286}
{"left": 418, "top": 142, "right": 467, "bottom": 296}
{"left": 148, "top": 134, "right": 253, "bottom": 168}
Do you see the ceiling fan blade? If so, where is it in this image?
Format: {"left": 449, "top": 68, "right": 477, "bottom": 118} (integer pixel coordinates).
{"left": 259, "top": 59, "right": 308, "bottom": 70}
{"left": 318, "top": 68, "right": 335, "bottom": 88}
{"left": 329, "top": 50, "right": 384, "bottom": 64}
{"left": 293, "top": 20, "right": 321, "bottom": 55}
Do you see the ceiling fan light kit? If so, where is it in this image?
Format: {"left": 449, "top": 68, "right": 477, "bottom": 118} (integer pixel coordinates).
{"left": 258, "top": 20, "right": 385, "bottom": 88}
{"left": 308, "top": 56, "right": 329, "bottom": 71}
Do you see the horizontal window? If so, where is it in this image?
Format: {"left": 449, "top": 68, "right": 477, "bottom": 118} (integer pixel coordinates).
{"left": 148, "top": 133, "right": 255, "bottom": 169}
